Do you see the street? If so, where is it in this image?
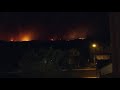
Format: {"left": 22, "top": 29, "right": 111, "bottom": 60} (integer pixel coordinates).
{"left": 0, "top": 67, "right": 97, "bottom": 78}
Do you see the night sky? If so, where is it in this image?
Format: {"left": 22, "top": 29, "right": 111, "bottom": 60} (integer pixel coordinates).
{"left": 0, "top": 12, "right": 109, "bottom": 42}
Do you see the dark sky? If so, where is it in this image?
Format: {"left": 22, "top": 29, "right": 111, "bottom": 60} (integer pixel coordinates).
{"left": 0, "top": 12, "right": 109, "bottom": 41}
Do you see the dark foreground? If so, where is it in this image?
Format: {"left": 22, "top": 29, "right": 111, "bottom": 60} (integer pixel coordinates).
{"left": 0, "top": 69, "right": 96, "bottom": 78}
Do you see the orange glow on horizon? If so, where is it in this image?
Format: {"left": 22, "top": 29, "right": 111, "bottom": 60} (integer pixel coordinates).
{"left": 10, "top": 38, "right": 14, "bottom": 41}
{"left": 10, "top": 32, "right": 33, "bottom": 42}
{"left": 50, "top": 38, "right": 54, "bottom": 41}
{"left": 21, "top": 36, "right": 30, "bottom": 41}
{"left": 18, "top": 31, "right": 34, "bottom": 41}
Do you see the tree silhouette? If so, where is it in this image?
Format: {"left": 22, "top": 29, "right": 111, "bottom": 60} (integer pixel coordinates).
{"left": 20, "top": 47, "right": 65, "bottom": 73}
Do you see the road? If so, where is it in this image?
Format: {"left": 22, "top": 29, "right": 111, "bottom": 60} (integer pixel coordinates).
{"left": 63, "top": 68, "right": 97, "bottom": 78}
{"left": 0, "top": 68, "right": 98, "bottom": 78}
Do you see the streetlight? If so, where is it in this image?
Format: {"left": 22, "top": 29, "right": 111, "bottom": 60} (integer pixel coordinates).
{"left": 92, "top": 43, "right": 99, "bottom": 78}
{"left": 92, "top": 43, "right": 97, "bottom": 65}
{"left": 92, "top": 44, "right": 97, "bottom": 48}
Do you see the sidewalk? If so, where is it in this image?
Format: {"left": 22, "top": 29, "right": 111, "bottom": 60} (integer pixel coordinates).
{"left": 62, "top": 67, "right": 96, "bottom": 71}
{"left": 72, "top": 67, "right": 96, "bottom": 71}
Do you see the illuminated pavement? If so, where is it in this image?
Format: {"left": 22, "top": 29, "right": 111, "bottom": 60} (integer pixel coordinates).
{"left": 65, "top": 68, "right": 97, "bottom": 78}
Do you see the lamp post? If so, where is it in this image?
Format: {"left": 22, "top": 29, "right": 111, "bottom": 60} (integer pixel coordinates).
{"left": 92, "top": 43, "right": 97, "bottom": 65}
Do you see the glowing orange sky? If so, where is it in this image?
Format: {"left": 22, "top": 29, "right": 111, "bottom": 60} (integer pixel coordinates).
{"left": 63, "top": 26, "right": 90, "bottom": 40}
{"left": 9, "top": 26, "right": 40, "bottom": 42}
{"left": 0, "top": 12, "right": 109, "bottom": 42}
{"left": 0, "top": 24, "right": 98, "bottom": 41}
{"left": 10, "top": 33, "right": 32, "bottom": 42}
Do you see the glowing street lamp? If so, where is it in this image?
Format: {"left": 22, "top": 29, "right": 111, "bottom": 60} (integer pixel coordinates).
{"left": 92, "top": 43, "right": 97, "bottom": 65}
{"left": 92, "top": 43, "right": 97, "bottom": 48}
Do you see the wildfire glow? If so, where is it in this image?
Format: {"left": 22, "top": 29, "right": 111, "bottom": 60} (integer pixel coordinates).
{"left": 10, "top": 38, "right": 14, "bottom": 41}
{"left": 17, "top": 29, "right": 35, "bottom": 41}
{"left": 21, "top": 36, "right": 30, "bottom": 41}
{"left": 50, "top": 38, "right": 54, "bottom": 41}
{"left": 63, "top": 26, "right": 89, "bottom": 40}
{"left": 10, "top": 31, "right": 34, "bottom": 42}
